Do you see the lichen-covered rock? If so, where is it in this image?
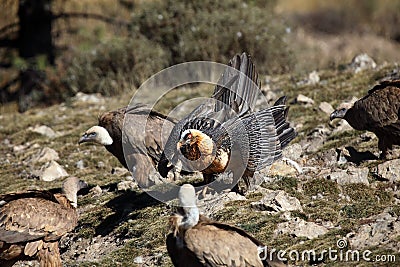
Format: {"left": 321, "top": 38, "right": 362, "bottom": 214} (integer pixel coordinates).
{"left": 376, "top": 159, "right": 400, "bottom": 182}
{"left": 275, "top": 217, "right": 328, "bottom": 239}
{"left": 327, "top": 166, "right": 369, "bottom": 185}
{"left": 251, "top": 190, "right": 303, "bottom": 213}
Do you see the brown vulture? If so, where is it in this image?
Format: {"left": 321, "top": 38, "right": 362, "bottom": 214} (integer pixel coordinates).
{"left": 79, "top": 104, "right": 176, "bottom": 186}
{"left": 330, "top": 79, "right": 400, "bottom": 159}
{"left": 158, "top": 53, "right": 296, "bottom": 191}
{"left": 166, "top": 184, "right": 286, "bottom": 267}
{"left": 0, "top": 176, "right": 87, "bottom": 267}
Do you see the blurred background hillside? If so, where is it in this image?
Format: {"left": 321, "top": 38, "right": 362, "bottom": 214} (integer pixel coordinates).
{"left": 1, "top": 0, "right": 400, "bottom": 112}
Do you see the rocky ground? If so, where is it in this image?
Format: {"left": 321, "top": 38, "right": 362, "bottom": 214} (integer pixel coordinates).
{"left": 1, "top": 55, "right": 400, "bottom": 266}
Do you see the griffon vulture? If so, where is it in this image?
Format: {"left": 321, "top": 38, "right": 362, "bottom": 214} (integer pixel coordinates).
{"left": 79, "top": 104, "right": 176, "bottom": 186}
{"left": 0, "top": 177, "right": 87, "bottom": 267}
{"left": 158, "top": 53, "right": 296, "bottom": 191}
{"left": 330, "top": 79, "right": 400, "bottom": 159}
{"left": 166, "top": 184, "right": 286, "bottom": 267}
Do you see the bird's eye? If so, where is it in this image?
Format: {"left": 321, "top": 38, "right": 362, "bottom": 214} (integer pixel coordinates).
{"left": 184, "top": 132, "right": 192, "bottom": 140}
{"left": 89, "top": 132, "right": 97, "bottom": 137}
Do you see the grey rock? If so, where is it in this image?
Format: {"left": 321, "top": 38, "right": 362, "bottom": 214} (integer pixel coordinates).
{"left": 35, "top": 161, "right": 69, "bottom": 181}
{"left": 282, "top": 143, "right": 303, "bottom": 161}
{"left": 117, "top": 180, "right": 138, "bottom": 191}
{"left": 198, "top": 191, "right": 246, "bottom": 217}
{"left": 90, "top": 185, "right": 103, "bottom": 195}
{"left": 328, "top": 166, "right": 369, "bottom": 185}
{"left": 308, "top": 70, "right": 320, "bottom": 85}
{"left": 29, "top": 147, "right": 59, "bottom": 163}
{"left": 348, "top": 209, "right": 400, "bottom": 250}
{"left": 73, "top": 92, "right": 105, "bottom": 104}
{"left": 319, "top": 102, "right": 334, "bottom": 115}
{"left": 30, "top": 125, "right": 58, "bottom": 138}
{"left": 331, "top": 119, "right": 353, "bottom": 134}
{"left": 13, "top": 144, "right": 27, "bottom": 153}
{"left": 76, "top": 160, "right": 85, "bottom": 169}
{"left": 301, "top": 124, "right": 331, "bottom": 153}
{"left": 349, "top": 53, "right": 377, "bottom": 73}
{"left": 96, "top": 161, "right": 106, "bottom": 169}
{"left": 275, "top": 217, "right": 328, "bottom": 239}
{"left": 296, "top": 94, "right": 315, "bottom": 105}
{"left": 376, "top": 159, "right": 400, "bottom": 182}
{"left": 251, "top": 190, "right": 303, "bottom": 213}
{"left": 268, "top": 160, "right": 300, "bottom": 177}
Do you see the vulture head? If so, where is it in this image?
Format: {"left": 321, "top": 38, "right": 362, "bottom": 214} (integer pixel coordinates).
{"left": 62, "top": 177, "right": 88, "bottom": 208}
{"left": 170, "top": 184, "right": 200, "bottom": 236}
{"left": 330, "top": 108, "right": 348, "bottom": 121}
{"left": 79, "top": 126, "right": 113, "bottom": 146}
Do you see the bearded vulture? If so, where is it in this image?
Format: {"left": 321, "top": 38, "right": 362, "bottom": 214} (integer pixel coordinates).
{"left": 166, "top": 184, "right": 286, "bottom": 267}
{"left": 0, "top": 177, "right": 87, "bottom": 267}
{"left": 79, "top": 104, "right": 176, "bottom": 186}
{"left": 158, "top": 53, "right": 296, "bottom": 191}
{"left": 330, "top": 79, "right": 400, "bottom": 159}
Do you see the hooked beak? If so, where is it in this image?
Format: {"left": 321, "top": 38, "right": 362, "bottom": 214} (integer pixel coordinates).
{"left": 78, "top": 133, "right": 92, "bottom": 144}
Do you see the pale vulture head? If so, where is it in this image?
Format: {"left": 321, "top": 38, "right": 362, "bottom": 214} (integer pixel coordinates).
{"left": 178, "top": 184, "right": 199, "bottom": 229}
{"left": 62, "top": 176, "right": 88, "bottom": 208}
{"left": 79, "top": 126, "right": 113, "bottom": 145}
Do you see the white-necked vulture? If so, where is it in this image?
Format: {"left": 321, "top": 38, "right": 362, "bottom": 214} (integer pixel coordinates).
{"left": 166, "top": 184, "right": 286, "bottom": 267}
{"left": 79, "top": 104, "right": 176, "bottom": 186}
{"left": 330, "top": 79, "right": 400, "bottom": 159}
{"left": 158, "top": 53, "right": 296, "bottom": 191}
{"left": 0, "top": 177, "right": 87, "bottom": 267}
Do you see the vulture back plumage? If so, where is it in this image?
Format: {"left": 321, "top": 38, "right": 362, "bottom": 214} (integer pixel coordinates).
{"left": 330, "top": 79, "right": 400, "bottom": 158}
{"left": 0, "top": 177, "right": 87, "bottom": 267}
{"left": 166, "top": 184, "right": 286, "bottom": 267}
{"left": 79, "top": 104, "right": 176, "bottom": 186}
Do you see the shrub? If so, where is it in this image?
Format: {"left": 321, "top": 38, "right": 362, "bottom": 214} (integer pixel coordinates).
{"left": 133, "top": 0, "right": 294, "bottom": 74}
{"left": 65, "top": 35, "right": 171, "bottom": 95}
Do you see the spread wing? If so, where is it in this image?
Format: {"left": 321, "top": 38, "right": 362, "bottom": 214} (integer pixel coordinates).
{"left": 158, "top": 53, "right": 261, "bottom": 177}
{"left": 0, "top": 197, "right": 78, "bottom": 244}
{"left": 213, "top": 52, "right": 260, "bottom": 117}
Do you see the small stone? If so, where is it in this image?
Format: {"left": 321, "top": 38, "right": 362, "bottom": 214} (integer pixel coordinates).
{"left": 296, "top": 94, "right": 315, "bottom": 105}
{"left": 308, "top": 70, "right": 320, "bottom": 85}
{"left": 275, "top": 217, "right": 328, "bottom": 239}
{"left": 73, "top": 92, "right": 105, "bottom": 104}
{"left": 76, "top": 160, "right": 85, "bottom": 169}
{"left": 13, "top": 144, "right": 27, "bottom": 153}
{"left": 117, "top": 180, "right": 136, "bottom": 191}
{"left": 319, "top": 102, "right": 334, "bottom": 115}
{"left": 268, "top": 160, "right": 299, "bottom": 177}
{"left": 90, "top": 185, "right": 103, "bottom": 195}
{"left": 349, "top": 53, "right": 377, "bottom": 73}
{"left": 30, "top": 147, "right": 59, "bottom": 163}
{"left": 37, "top": 161, "right": 69, "bottom": 182}
{"left": 251, "top": 190, "right": 303, "bottom": 212}
{"left": 96, "top": 161, "right": 105, "bottom": 169}
{"left": 376, "top": 159, "right": 400, "bottom": 183}
{"left": 198, "top": 191, "right": 246, "bottom": 217}
{"left": 282, "top": 143, "right": 302, "bottom": 161}
{"left": 327, "top": 166, "right": 369, "bottom": 185}
{"left": 30, "top": 125, "right": 57, "bottom": 138}
{"left": 348, "top": 209, "right": 400, "bottom": 250}
{"left": 134, "top": 256, "right": 143, "bottom": 264}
